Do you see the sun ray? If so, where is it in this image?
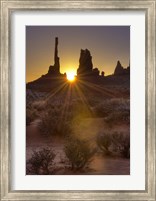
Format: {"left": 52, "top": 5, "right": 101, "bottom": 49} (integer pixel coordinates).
{"left": 59, "top": 84, "right": 72, "bottom": 120}
{"left": 74, "top": 84, "right": 94, "bottom": 116}
{"left": 78, "top": 79, "right": 117, "bottom": 98}
{"left": 45, "top": 81, "right": 68, "bottom": 102}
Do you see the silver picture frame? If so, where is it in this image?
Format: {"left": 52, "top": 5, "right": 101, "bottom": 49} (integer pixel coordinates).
{"left": 0, "top": 0, "right": 155, "bottom": 200}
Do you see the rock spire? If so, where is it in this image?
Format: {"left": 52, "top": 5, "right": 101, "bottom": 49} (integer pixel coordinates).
{"left": 77, "top": 49, "right": 93, "bottom": 76}
{"left": 48, "top": 37, "right": 60, "bottom": 75}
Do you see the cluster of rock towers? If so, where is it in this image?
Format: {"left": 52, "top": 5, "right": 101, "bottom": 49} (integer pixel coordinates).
{"left": 47, "top": 37, "right": 130, "bottom": 78}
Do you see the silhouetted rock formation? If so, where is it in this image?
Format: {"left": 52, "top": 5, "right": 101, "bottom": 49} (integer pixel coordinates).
{"left": 77, "top": 49, "right": 104, "bottom": 80}
{"left": 101, "top": 71, "right": 105, "bottom": 77}
{"left": 48, "top": 37, "right": 60, "bottom": 75}
{"left": 92, "top": 68, "right": 100, "bottom": 76}
{"left": 126, "top": 61, "right": 130, "bottom": 74}
{"left": 77, "top": 49, "right": 93, "bottom": 76}
{"left": 27, "top": 37, "right": 65, "bottom": 91}
{"left": 114, "top": 60, "right": 130, "bottom": 75}
{"left": 114, "top": 61, "right": 124, "bottom": 75}
{"left": 27, "top": 37, "right": 130, "bottom": 92}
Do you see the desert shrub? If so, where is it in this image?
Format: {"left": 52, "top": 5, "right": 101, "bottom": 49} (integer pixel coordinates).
{"left": 94, "top": 102, "right": 113, "bottom": 117}
{"left": 32, "top": 100, "right": 46, "bottom": 111}
{"left": 97, "top": 131, "right": 130, "bottom": 158}
{"left": 97, "top": 132, "right": 112, "bottom": 155}
{"left": 64, "top": 137, "right": 94, "bottom": 169}
{"left": 39, "top": 100, "right": 94, "bottom": 136}
{"left": 112, "top": 132, "right": 130, "bottom": 158}
{"left": 94, "top": 98, "right": 130, "bottom": 118}
{"left": 39, "top": 106, "right": 72, "bottom": 136}
{"left": 26, "top": 148, "right": 55, "bottom": 175}
{"left": 26, "top": 107, "right": 38, "bottom": 125}
{"left": 105, "top": 110, "right": 130, "bottom": 126}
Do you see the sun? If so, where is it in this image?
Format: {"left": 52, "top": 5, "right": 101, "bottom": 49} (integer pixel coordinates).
{"left": 66, "top": 72, "right": 76, "bottom": 82}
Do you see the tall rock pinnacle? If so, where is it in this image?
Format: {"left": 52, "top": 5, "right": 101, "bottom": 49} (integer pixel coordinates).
{"left": 54, "top": 37, "right": 60, "bottom": 74}
{"left": 48, "top": 37, "right": 60, "bottom": 75}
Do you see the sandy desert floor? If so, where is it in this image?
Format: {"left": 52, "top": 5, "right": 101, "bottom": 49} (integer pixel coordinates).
{"left": 26, "top": 119, "right": 130, "bottom": 175}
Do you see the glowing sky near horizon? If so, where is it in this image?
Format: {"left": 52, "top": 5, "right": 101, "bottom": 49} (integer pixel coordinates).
{"left": 26, "top": 26, "right": 130, "bottom": 82}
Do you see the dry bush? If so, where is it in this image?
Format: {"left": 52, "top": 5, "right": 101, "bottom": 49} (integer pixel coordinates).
{"left": 26, "top": 148, "right": 55, "bottom": 175}
{"left": 105, "top": 110, "right": 130, "bottom": 126}
{"left": 39, "top": 106, "right": 72, "bottom": 136}
{"left": 97, "top": 132, "right": 112, "bottom": 155}
{"left": 39, "top": 101, "right": 93, "bottom": 136}
{"left": 32, "top": 100, "right": 46, "bottom": 111}
{"left": 94, "top": 98, "right": 130, "bottom": 118}
{"left": 112, "top": 132, "right": 130, "bottom": 158}
{"left": 26, "top": 106, "right": 38, "bottom": 125}
{"left": 64, "top": 137, "right": 94, "bottom": 169}
{"left": 97, "top": 131, "right": 130, "bottom": 158}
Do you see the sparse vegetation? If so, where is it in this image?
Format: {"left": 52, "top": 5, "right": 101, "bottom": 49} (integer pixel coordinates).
{"left": 97, "top": 131, "right": 130, "bottom": 158}
{"left": 64, "top": 137, "right": 94, "bottom": 169}
{"left": 32, "top": 100, "right": 46, "bottom": 111}
{"left": 39, "top": 106, "right": 72, "bottom": 136}
{"left": 27, "top": 89, "right": 130, "bottom": 175}
{"left": 26, "top": 106, "right": 38, "bottom": 125}
{"left": 97, "top": 132, "right": 112, "bottom": 155}
{"left": 26, "top": 148, "right": 55, "bottom": 175}
{"left": 112, "top": 132, "right": 130, "bottom": 158}
{"left": 94, "top": 98, "right": 130, "bottom": 119}
{"left": 105, "top": 110, "right": 130, "bottom": 126}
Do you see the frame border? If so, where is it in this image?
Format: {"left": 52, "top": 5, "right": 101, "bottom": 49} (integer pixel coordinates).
{"left": 0, "top": 0, "right": 155, "bottom": 200}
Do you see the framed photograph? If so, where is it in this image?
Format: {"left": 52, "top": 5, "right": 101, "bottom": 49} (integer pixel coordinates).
{"left": 0, "top": 0, "right": 155, "bottom": 200}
